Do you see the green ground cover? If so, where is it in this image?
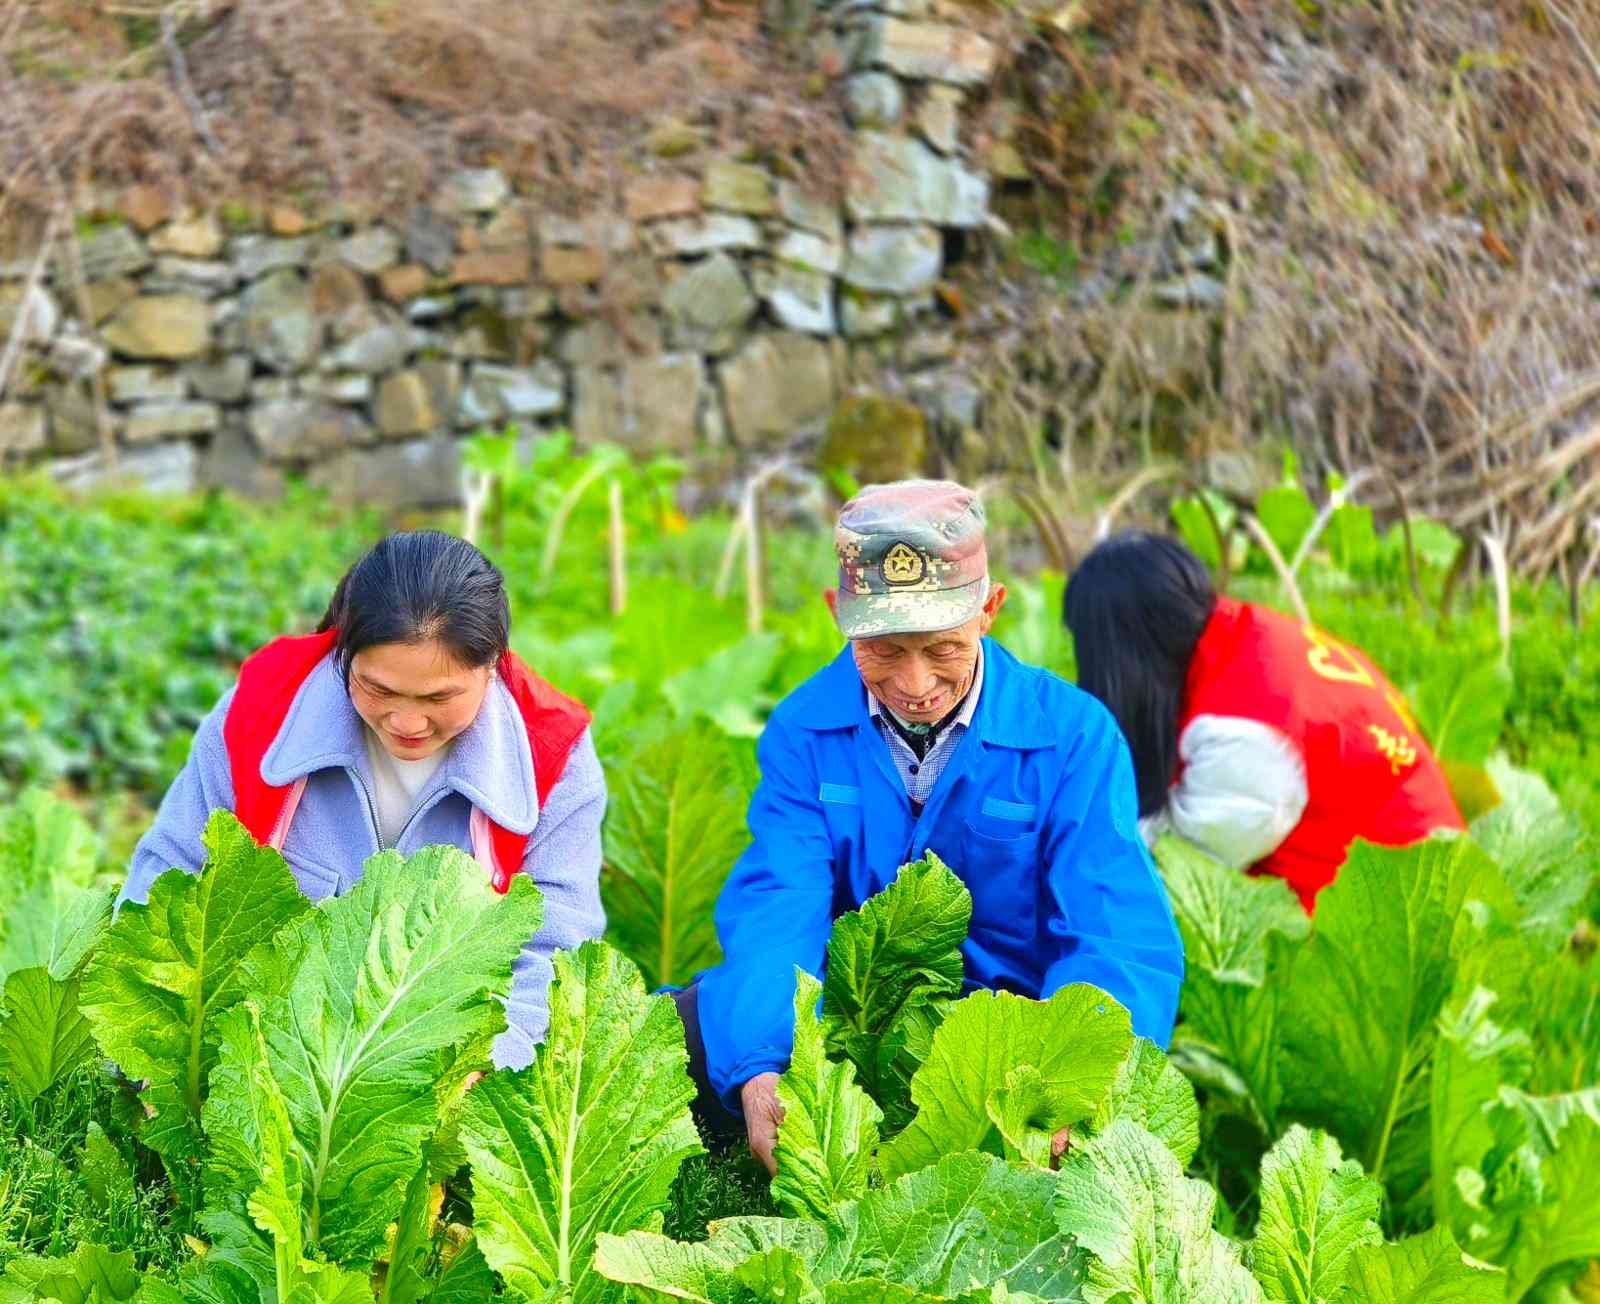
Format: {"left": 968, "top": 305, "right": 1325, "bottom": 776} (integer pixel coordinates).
{"left": 0, "top": 440, "right": 1595, "bottom": 1300}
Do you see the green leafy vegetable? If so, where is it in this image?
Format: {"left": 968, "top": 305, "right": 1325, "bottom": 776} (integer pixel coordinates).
{"left": 662, "top": 633, "right": 785, "bottom": 739}
{"left": 1280, "top": 837, "right": 1512, "bottom": 1194}
{"left": 1248, "top": 1125, "right": 1382, "bottom": 1304}
{"left": 200, "top": 1001, "right": 372, "bottom": 1303}
{"left": 0, "top": 792, "right": 108, "bottom": 988}
{"left": 255, "top": 844, "right": 541, "bottom": 1264}
{"left": 1478, "top": 1089, "right": 1600, "bottom": 1300}
{"left": 879, "top": 985, "right": 1132, "bottom": 1179}
{"left": 460, "top": 941, "right": 702, "bottom": 1304}
{"left": 820, "top": 855, "right": 970, "bottom": 1123}
{"left": 816, "top": 1152, "right": 1083, "bottom": 1298}
{"left": 0, "top": 967, "right": 97, "bottom": 1103}
{"left": 378, "top": 1152, "right": 445, "bottom": 1304}
{"left": 78, "top": 1124, "right": 135, "bottom": 1215}
{"left": 773, "top": 971, "right": 882, "bottom": 1221}
{"left": 1431, "top": 986, "right": 1532, "bottom": 1245}
{"left": 1087, "top": 1038, "right": 1202, "bottom": 1167}
{"left": 1331, "top": 1227, "right": 1502, "bottom": 1303}
{"left": 599, "top": 1154, "right": 1082, "bottom": 1303}
{"left": 1472, "top": 760, "right": 1595, "bottom": 947}
{"left": 80, "top": 812, "right": 311, "bottom": 1128}
{"left": 0, "top": 1244, "right": 151, "bottom": 1304}
{"left": 1417, "top": 661, "right": 1514, "bottom": 769}
{"left": 594, "top": 1217, "right": 827, "bottom": 1304}
{"left": 1154, "top": 835, "right": 1308, "bottom": 1132}
{"left": 601, "top": 718, "right": 758, "bottom": 988}
{"left": 1257, "top": 486, "right": 1316, "bottom": 562}
{"left": 1055, "top": 1119, "right": 1263, "bottom": 1303}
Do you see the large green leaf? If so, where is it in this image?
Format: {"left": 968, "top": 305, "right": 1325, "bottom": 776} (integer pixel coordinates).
{"left": 1431, "top": 986, "right": 1532, "bottom": 1246}
{"left": 1472, "top": 760, "right": 1594, "bottom": 947}
{"left": 1257, "top": 486, "right": 1316, "bottom": 561}
{"left": 379, "top": 1151, "right": 443, "bottom": 1304}
{"left": 662, "top": 633, "right": 786, "bottom": 739}
{"left": 1326, "top": 502, "right": 1378, "bottom": 573}
{"left": 601, "top": 718, "right": 758, "bottom": 988}
{"left": 0, "top": 1244, "right": 146, "bottom": 1304}
{"left": 822, "top": 855, "right": 971, "bottom": 1113}
{"left": 1416, "top": 661, "right": 1513, "bottom": 768}
{"left": 80, "top": 812, "right": 311, "bottom": 1120}
{"left": 594, "top": 1218, "right": 827, "bottom": 1304}
{"left": 0, "top": 884, "right": 113, "bottom": 986}
{"left": 879, "top": 984, "right": 1131, "bottom": 1180}
{"left": 773, "top": 971, "right": 881, "bottom": 1221}
{"left": 79, "top": 1123, "right": 136, "bottom": 1215}
{"left": 460, "top": 941, "right": 702, "bottom": 1304}
{"left": 1248, "top": 1125, "right": 1382, "bottom": 1304}
{"left": 986, "top": 1065, "right": 1059, "bottom": 1169}
{"left": 1154, "top": 835, "right": 1308, "bottom": 1132}
{"left": 1279, "top": 837, "right": 1510, "bottom": 1193}
{"left": 870, "top": 994, "right": 951, "bottom": 1136}
{"left": 1519, "top": 943, "right": 1600, "bottom": 1098}
{"left": 201, "top": 1002, "right": 372, "bottom": 1302}
{"left": 1482, "top": 1090, "right": 1600, "bottom": 1300}
{"left": 817, "top": 1152, "right": 1084, "bottom": 1299}
{"left": 0, "top": 792, "right": 107, "bottom": 988}
{"left": 1055, "top": 1120, "right": 1263, "bottom": 1304}
{"left": 0, "top": 967, "right": 97, "bottom": 1103}
{"left": 1331, "top": 1227, "right": 1502, "bottom": 1303}
{"left": 0, "top": 790, "right": 98, "bottom": 914}
{"left": 598, "top": 1157, "right": 1081, "bottom": 1303}
{"left": 1087, "top": 1039, "right": 1201, "bottom": 1167}
{"left": 256, "top": 844, "right": 543, "bottom": 1264}
{"left": 431, "top": 1238, "right": 496, "bottom": 1304}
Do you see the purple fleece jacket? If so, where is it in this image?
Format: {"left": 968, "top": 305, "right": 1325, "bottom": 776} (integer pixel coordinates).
{"left": 120, "top": 652, "right": 608, "bottom": 1068}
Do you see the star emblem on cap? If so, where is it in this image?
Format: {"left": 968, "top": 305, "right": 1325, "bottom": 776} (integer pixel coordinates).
{"left": 882, "top": 541, "right": 926, "bottom": 586}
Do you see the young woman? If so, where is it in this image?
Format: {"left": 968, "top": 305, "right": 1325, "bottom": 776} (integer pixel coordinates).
{"left": 1063, "top": 530, "right": 1463, "bottom": 910}
{"left": 120, "top": 530, "right": 606, "bottom": 1068}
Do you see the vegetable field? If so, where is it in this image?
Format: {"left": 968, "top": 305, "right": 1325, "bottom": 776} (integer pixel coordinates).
{"left": 1, "top": 446, "right": 1596, "bottom": 1303}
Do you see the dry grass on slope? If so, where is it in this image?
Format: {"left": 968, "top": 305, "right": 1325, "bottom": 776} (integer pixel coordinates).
{"left": 970, "top": 0, "right": 1600, "bottom": 581}
{"left": 0, "top": 0, "right": 837, "bottom": 230}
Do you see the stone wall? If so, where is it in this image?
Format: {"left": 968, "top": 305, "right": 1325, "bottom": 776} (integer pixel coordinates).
{"left": 0, "top": 0, "right": 1018, "bottom": 506}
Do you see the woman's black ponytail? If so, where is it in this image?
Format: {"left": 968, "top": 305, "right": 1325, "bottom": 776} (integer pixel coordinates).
{"left": 1063, "top": 530, "right": 1216, "bottom": 817}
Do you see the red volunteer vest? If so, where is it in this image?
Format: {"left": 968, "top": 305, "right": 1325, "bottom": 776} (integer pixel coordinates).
{"left": 222, "top": 630, "right": 591, "bottom": 892}
{"left": 1179, "top": 598, "right": 1464, "bottom": 911}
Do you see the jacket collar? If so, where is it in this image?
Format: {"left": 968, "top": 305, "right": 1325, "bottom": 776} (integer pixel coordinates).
{"left": 259, "top": 653, "right": 540, "bottom": 834}
{"left": 793, "top": 637, "right": 1055, "bottom": 749}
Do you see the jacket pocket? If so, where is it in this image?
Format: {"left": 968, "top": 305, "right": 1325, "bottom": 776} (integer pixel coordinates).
{"left": 959, "top": 819, "right": 1040, "bottom": 946}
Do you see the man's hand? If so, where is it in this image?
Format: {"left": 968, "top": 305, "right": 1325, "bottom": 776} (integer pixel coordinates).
{"left": 1051, "top": 1126, "right": 1072, "bottom": 1165}
{"left": 741, "top": 1072, "right": 786, "bottom": 1176}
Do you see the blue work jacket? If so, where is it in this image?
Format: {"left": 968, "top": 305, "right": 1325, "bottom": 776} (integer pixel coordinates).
{"left": 697, "top": 637, "right": 1185, "bottom": 1106}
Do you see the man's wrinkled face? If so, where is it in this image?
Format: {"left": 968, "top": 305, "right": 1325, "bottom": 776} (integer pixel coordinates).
{"left": 826, "top": 584, "right": 1007, "bottom": 724}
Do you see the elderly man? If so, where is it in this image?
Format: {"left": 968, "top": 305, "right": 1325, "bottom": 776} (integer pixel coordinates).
{"left": 678, "top": 480, "right": 1184, "bottom": 1172}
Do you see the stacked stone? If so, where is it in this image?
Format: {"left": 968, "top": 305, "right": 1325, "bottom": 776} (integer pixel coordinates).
{"left": 0, "top": 1, "right": 1019, "bottom": 506}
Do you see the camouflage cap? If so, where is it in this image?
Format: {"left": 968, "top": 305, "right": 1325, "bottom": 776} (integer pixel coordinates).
{"left": 832, "top": 479, "right": 989, "bottom": 639}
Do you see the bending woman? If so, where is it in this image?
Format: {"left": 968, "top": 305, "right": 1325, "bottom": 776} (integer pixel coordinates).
{"left": 120, "top": 530, "right": 606, "bottom": 1067}
{"left": 1063, "top": 530, "right": 1463, "bottom": 910}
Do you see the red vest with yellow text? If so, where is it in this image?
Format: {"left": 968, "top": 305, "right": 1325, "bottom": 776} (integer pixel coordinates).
{"left": 1179, "top": 598, "right": 1464, "bottom": 910}
{"left": 222, "top": 630, "right": 591, "bottom": 892}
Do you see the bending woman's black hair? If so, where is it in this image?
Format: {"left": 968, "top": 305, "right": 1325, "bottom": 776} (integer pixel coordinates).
{"left": 1063, "top": 530, "right": 1217, "bottom": 817}
{"left": 318, "top": 531, "right": 510, "bottom": 679}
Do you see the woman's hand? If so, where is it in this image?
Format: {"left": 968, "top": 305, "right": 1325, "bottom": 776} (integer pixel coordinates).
{"left": 741, "top": 1072, "right": 786, "bottom": 1176}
